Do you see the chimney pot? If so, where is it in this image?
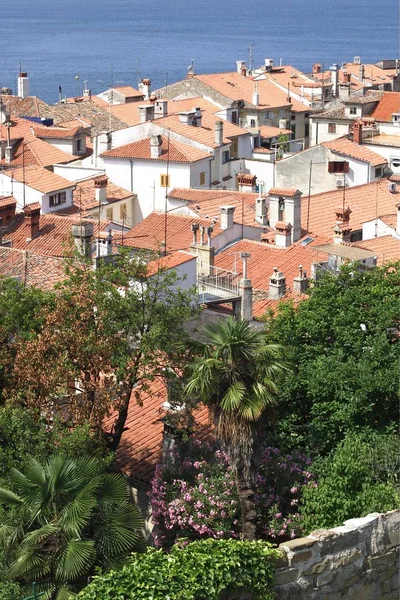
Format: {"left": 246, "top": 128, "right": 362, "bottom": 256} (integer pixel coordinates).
{"left": 23, "top": 203, "right": 41, "bottom": 241}
{"left": 71, "top": 221, "right": 94, "bottom": 258}
{"left": 214, "top": 120, "right": 224, "bottom": 146}
{"left": 353, "top": 121, "right": 363, "bottom": 144}
{"left": 220, "top": 205, "right": 235, "bottom": 230}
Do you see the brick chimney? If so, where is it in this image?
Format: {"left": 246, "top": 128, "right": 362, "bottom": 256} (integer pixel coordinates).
{"left": 343, "top": 72, "right": 351, "bottom": 83}
{"left": 312, "top": 63, "right": 322, "bottom": 75}
{"left": 0, "top": 197, "right": 17, "bottom": 227}
{"left": 23, "top": 203, "right": 41, "bottom": 241}
{"left": 94, "top": 175, "right": 108, "bottom": 204}
{"left": 237, "top": 173, "right": 257, "bottom": 192}
{"left": 353, "top": 121, "right": 363, "bottom": 144}
{"left": 333, "top": 206, "right": 352, "bottom": 244}
{"left": 214, "top": 121, "right": 224, "bottom": 146}
{"left": 138, "top": 78, "right": 151, "bottom": 100}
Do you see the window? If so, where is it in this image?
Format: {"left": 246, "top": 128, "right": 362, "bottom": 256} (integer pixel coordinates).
{"left": 349, "top": 106, "right": 357, "bottom": 115}
{"left": 264, "top": 112, "right": 271, "bottom": 122}
{"left": 120, "top": 203, "right": 127, "bottom": 221}
{"left": 222, "top": 150, "right": 230, "bottom": 164}
{"left": 250, "top": 119, "right": 256, "bottom": 128}
{"left": 328, "top": 122, "right": 337, "bottom": 134}
{"left": 160, "top": 174, "right": 170, "bottom": 187}
{"left": 231, "top": 111, "right": 238, "bottom": 124}
{"left": 291, "top": 114, "right": 296, "bottom": 121}
{"left": 49, "top": 191, "right": 67, "bottom": 207}
{"left": 230, "top": 138, "right": 238, "bottom": 159}
{"left": 76, "top": 138, "right": 84, "bottom": 153}
{"left": 375, "top": 167, "right": 382, "bottom": 178}
{"left": 328, "top": 161, "right": 349, "bottom": 174}
{"left": 199, "top": 171, "right": 206, "bottom": 186}
{"left": 106, "top": 207, "right": 113, "bottom": 220}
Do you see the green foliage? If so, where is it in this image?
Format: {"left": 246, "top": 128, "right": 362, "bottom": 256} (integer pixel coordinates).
{"left": 301, "top": 431, "right": 400, "bottom": 532}
{"left": 0, "top": 579, "right": 23, "bottom": 600}
{"left": 265, "top": 264, "right": 400, "bottom": 455}
{"left": 78, "top": 539, "right": 280, "bottom": 600}
{"left": 0, "top": 455, "right": 144, "bottom": 599}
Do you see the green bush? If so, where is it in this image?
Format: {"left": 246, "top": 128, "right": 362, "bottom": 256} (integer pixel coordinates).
{"left": 301, "top": 430, "right": 400, "bottom": 532}
{"left": 78, "top": 539, "right": 281, "bottom": 600}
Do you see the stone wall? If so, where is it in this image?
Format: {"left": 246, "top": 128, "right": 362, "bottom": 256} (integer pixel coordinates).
{"left": 274, "top": 509, "right": 400, "bottom": 600}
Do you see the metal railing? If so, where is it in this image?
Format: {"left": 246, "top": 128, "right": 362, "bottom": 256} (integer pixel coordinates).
{"left": 198, "top": 266, "right": 239, "bottom": 296}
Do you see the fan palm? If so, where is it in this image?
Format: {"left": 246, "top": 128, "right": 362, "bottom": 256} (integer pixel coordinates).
{"left": 0, "top": 455, "right": 144, "bottom": 599}
{"left": 185, "top": 317, "right": 289, "bottom": 540}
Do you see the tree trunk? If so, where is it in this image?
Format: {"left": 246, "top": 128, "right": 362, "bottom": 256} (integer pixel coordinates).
{"left": 236, "top": 469, "right": 257, "bottom": 541}
{"left": 108, "top": 387, "right": 131, "bottom": 452}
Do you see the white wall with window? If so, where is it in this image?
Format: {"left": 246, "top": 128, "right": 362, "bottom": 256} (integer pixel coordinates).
{"left": 0, "top": 173, "right": 74, "bottom": 213}
{"left": 309, "top": 118, "right": 352, "bottom": 147}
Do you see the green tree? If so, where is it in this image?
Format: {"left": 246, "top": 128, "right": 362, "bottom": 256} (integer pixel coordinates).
{"left": 11, "top": 251, "right": 197, "bottom": 450}
{"left": 265, "top": 264, "right": 400, "bottom": 455}
{"left": 0, "top": 455, "right": 144, "bottom": 599}
{"left": 301, "top": 431, "right": 400, "bottom": 532}
{"left": 185, "top": 317, "right": 288, "bottom": 540}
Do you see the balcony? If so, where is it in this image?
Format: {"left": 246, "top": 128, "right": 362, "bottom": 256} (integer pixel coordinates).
{"left": 197, "top": 266, "right": 241, "bottom": 303}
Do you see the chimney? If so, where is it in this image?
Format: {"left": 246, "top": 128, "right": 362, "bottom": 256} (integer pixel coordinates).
{"left": 191, "top": 224, "right": 215, "bottom": 276}
{"left": 95, "top": 231, "right": 113, "bottom": 258}
{"left": 17, "top": 72, "right": 29, "bottom": 99}
{"left": 5, "top": 145, "right": 14, "bottom": 164}
{"left": 333, "top": 206, "right": 352, "bottom": 244}
{"left": 275, "top": 221, "right": 292, "bottom": 247}
{"left": 237, "top": 173, "right": 257, "bottom": 192}
{"left": 23, "top": 203, "right": 41, "bottom": 241}
{"left": 265, "top": 58, "right": 274, "bottom": 71}
{"left": 236, "top": 60, "right": 246, "bottom": 74}
{"left": 293, "top": 265, "right": 308, "bottom": 294}
{"left": 0, "top": 197, "right": 16, "bottom": 227}
{"left": 94, "top": 175, "right": 108, "bottom": 204}
{"left": 269, "top": 189, "right": 302, "bottom": 243}
{"left": 312, "top": 63, "right": 322, "bottom": 75}
{"left": 192, "top": 107, "right": 202, "bottom": 127}
{"left": 343, "top": 72, "right": 351, "bottom": 83}
{"left": 239, "top": 252, "right": 253, "bottom": 322}
{"left": 138, "top": 105, "right": 155, "bottom": 123}
{"left": 359, "top": 65, "right": 365, "bottom": 84}
{"left": 269, "top": 267, "right": 286, "bottom": 300}
{"left": 255, "top": 196, "right": 268, "bottom": 225}
{"left": 138, "top": 78, "right": 151, "bottom": 100}
{"left": 252, "top": 84, "right": 259, "bottom": 107}
{"left": 154, "top": 99, "right": 168, "bottom": 118}
{"left": 150, "top": 134, "right": 163, "bottom": 158}
{"left": 330, "top": 64, "right": 339, "bottom": 97}
{"left": 98, "top": 132, "right": 112, "bottom": 154}
{"left": 214, "top": 120, "right": 224, "bottom": 146}
{"left": 220, "top": 205, "right": 235, "bottom": 230}
{"left": 353, "top": 120, "right": 363, "bottom": 144}
{"left": 71, "top": 221, "right": 94, "bottom": 259}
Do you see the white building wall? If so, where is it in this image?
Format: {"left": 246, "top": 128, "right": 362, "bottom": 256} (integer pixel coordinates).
{"left": 309, "top": 119, "right": 351, "bottom": 147}
{"left": 41, "top": 138, "right": 75, "bottom": 155}
{"left": 53, "top": 164, "right": 105, "bottom": 181}
{"left": 189, "top": 159, "right": 212, "bottom": 188}
{"left": 0, "top": 174, "right": 74, "bottom": 213}
{"left": 242, "top": 158, "right": 275, "bottom": 191}
{"left": 362, "top": 218, "right": 396, "bottom": 240}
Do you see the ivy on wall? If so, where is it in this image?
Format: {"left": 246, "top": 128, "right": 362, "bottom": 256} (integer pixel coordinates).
{"left": 78, "top": 539, "right": 280, "bottom": 600}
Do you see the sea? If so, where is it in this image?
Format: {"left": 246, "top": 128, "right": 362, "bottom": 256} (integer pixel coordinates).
{"left": 1, "top": 0, "right": 399, "bottom": 104}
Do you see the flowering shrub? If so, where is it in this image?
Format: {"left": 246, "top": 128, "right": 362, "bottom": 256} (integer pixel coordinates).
{"left": 149, "top": 442, "right": 315, "bottom": 548}
{"left": 149, "top": 442, "right": 240, "bottom": 548}
{"left": 255, "top": 447, "right": 316, "bottom": 541}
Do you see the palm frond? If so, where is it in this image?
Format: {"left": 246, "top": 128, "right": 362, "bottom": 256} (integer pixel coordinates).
{"left": 219, "top": 381, "right": 246, "bottom": 411}
{"left": 95, "top": 502, "right": 144, "bottom": 558}
{"left": 56, "top": 539, "right": 96, "bottom": 582}
{"left": 0, "top": 487, "right": 23, "bottom": 506}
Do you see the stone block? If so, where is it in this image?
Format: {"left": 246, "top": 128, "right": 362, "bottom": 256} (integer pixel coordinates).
{"left": 391, "top": 571, "right": 399, "bottom": 590}
{"left": 274, "top": 567, "right": 300, "bottom": 586}
{"left": 344, "top": 582, "right": 379, "bottom": 600}
{"left": 304, "top": 558, "right": 329, "bottom": 575}
{"left": 388, "top": 525, "right": 400, "bottom": 549}
{"left": 330, "top": 548, "right": 361, "bottom": 569}
{"left": 280, "top": 537, "right": 317, "bottom": 552}
{"left": 320, "top": 530, "right": 360, "bottom": 556}
{"left": 308, "top": 529, "right": 331, "bottom": 540}
{"left": 368, "top": 549, "right": 396, "bottom": 568}
{"left": 382, "top": 578, "right": 392, "bottom": 594}
{"left": 290, "top": 550, "right": 313, "bottom": 565}
{"left": 275, "top": 552, "right": 289, "bottom": 568}
{"left": 316, "top": 569, "right": 334, "bottom": 587}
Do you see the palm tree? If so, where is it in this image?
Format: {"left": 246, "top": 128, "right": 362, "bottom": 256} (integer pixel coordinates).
{"left": 0, "top": 455, "right": 144, "bottom": 599}
{"left": 185, "top": 317, "right": 288, "bottom": 540}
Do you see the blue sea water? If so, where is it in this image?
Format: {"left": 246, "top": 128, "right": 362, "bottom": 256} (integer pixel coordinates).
{"left": 1, "top": 0, "right": 399, "bottom": 103}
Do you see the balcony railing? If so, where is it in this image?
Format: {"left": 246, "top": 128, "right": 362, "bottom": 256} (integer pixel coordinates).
{"left": 198, "top": 266, "right": 240, "bottom": 297}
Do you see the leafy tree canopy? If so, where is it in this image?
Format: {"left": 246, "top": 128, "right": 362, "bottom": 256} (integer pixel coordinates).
{"left": 264, "top": 264, "right": 400, "bottom": 455}
{"left": 78, "top": 539, "right": 280, "bottom": 600}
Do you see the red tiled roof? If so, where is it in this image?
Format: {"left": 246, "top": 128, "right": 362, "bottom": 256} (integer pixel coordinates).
{"left": 33, "top": 125, "right": 84, "bottom": 139}
{"left": 113, "top": 85, "right": 143, "bottom": 98}
{"left": 119, "top": 211, "right": 221, "bottom": 252}
{"left": 3, "top": 213, "right": 110, "bottom": 257}
{"left": 0, "top": 246, "right": 66, "bottom": 290}
{"left": 302, "top": 179, "right": 400, "bottom": 237}
{"left": 102, "top": 136, "right": 211, "bottom": 163}
{"left": 69, "top": 177, "right": 134, "bottom": 215}
{"left": 104, "top": 378, "right": 211, "bottom": 483}
{"left": 268, "top": 187, "right": 301, "bottom": 197}
{"left": 259, "top": 125, "right": 292, "bottom": 138}
{"left": 323, "top": 137, "right": 387, "bottom": 167}
{"left": 146, "top": 251, "right": 196, "bottom": 276}
{"left": 356, "top": 235, "right": 400, "bottom": 264}
{"left": 5, "top": 165, "right": 76, "bottom": 194}
{"left": 168, "top": 188, "right": 262, "bottom": 228}
{"left": 0, "top": 196, "right": 17, "bottom": 207}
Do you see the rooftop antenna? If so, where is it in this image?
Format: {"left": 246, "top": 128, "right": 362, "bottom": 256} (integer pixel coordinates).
{"left": 109, "top": 67, "right": 113, "bottom": 132}
{"left": 248, "top": 45, "right": 253, "bottom": 73}
{"left": 163, "top": 129, "right": 171, "bottom": 256}
{"left": 188, "top": 59, "right": 195, "bottom": 76}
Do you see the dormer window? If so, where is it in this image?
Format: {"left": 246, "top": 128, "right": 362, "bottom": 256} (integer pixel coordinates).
{"left": 392, "top": 113, "right": 400, "bottom": 124}
{"left": 349, "top": 106, "right": 357, "bottom": 115}
{"left": 76, "top": 138, "right": 84, "bottom": 153}
{"left": 49, "top": 191, "right": 67, "bottom": 207}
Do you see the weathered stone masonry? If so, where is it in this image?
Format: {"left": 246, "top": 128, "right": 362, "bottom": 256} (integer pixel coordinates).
{"left": 274, "top": 509, "right": 400, "bottom": 599}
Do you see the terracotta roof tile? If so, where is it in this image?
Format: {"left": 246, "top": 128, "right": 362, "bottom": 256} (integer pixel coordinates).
{"left": 104, "top": 378, "right": 211, "bottom": 483}
{"left": 5, "top": 165, "right": 76, "bottom": 194}
{"left": 146, "top": 251, "right": 196, "bottom": 275}
{"left": 322, "top": 136, "right": 387, "bottom": 167}
{"left": 268, "top": 187, "right": 301, "bottom": 197}
{"left": 112, "top": 86, "right": 143, "bottom": 98}
{"left": 68, "top": 176, "right": 134, "bottom": 215}
{"left": 33, "top": 125, "right": 84, "bottom": 139}
{"left": 102, "top": 135, "right": 211, "bottom": 163}
{"left": 168, "top": 187, "right": 262, "bottom": 228}
{"left": 370, "top": 92, "right": 400, "bottom": 122}
{"left": 0, "top": 246, "right": 66, "bottom": 290}
{"left": 3, "top": 213, "right": 110, "bottom": 257}
{"left": 356, "top": 235, "right": 400, "bottom": 264}
{"left": 302, "top": 178, "right": 400, "bottom": 236}
{"left": 259, "top": 125, "right": 292, "bottom": 138}
{"left": 119, "top": 211, "right": 221, "bottom": 252}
